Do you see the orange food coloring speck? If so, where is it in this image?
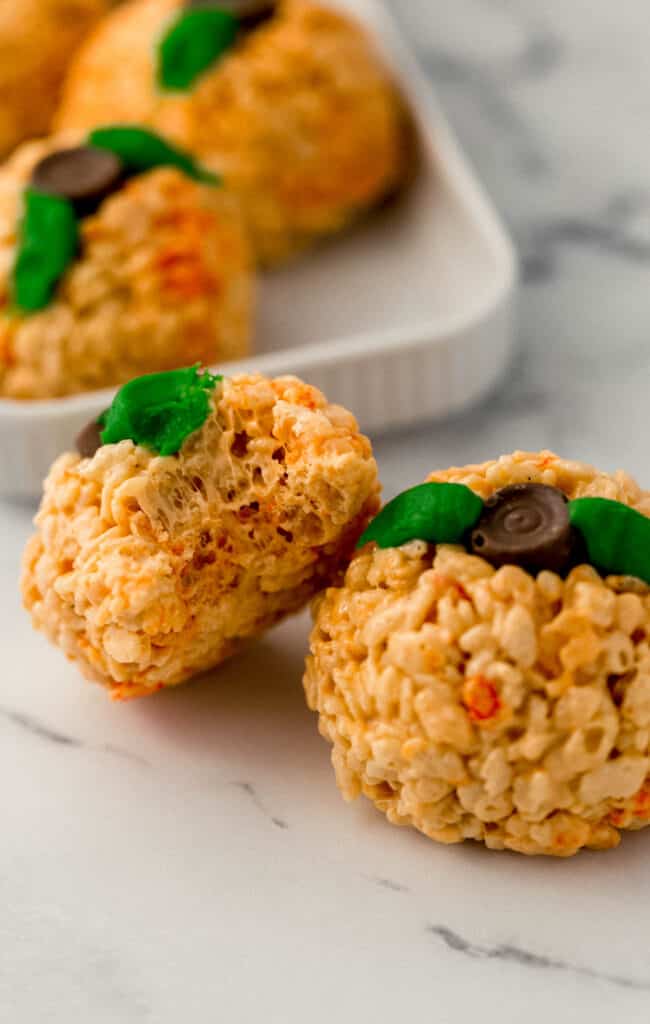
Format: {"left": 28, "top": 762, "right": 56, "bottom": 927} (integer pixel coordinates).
{"left": 462, "top": 675, "right": 501, "bottom": 722}
{"left": 633, "top": 785, "right": 650, "bottom": 819}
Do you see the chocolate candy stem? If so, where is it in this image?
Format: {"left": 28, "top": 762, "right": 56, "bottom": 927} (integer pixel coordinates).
{"left": 186, "top": 1, "right": 277, "bottom": 32}
{"left": 76, "top": 418, "right": 105, "bottom": 459}
{"left": 30, "top": 147, "right": 125, "bottom": 218}
{"left": 471, "top": 483, "right": 573, "bottom": 573}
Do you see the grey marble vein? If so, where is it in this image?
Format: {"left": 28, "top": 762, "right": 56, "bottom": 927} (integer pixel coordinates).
{"left": 0, "top": 706, "right": 148, "bottom": 765}
{"left": 428, "top": 925, "right": 650, "bottom": 992}
{"left": 365, "top": 876, "right": 410, "bottom": 893}
{"left": 521, "top": 194, "right": 650, "bottom": 283}
{"left": 0, "top": 706, "right": 81, "bottom": 747}
{"left": 479, "top": 0, "right": 565, "bottom": 77}
{"left": 508, "top": 30, "right": 563, "bottom": 81}
{"left": 232, "top": 780, "right": 289, "bottom": 830}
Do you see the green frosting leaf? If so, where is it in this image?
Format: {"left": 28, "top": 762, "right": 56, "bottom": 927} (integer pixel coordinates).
{"left": 12, "top": 188, "right": 79, "bottom": 312}
{"left": 157, "top": 7, "right": 238, "bottom": 92}
{"left": 100, "top": 365, "right": 222, "bottom": 455}
{"left": 87, "top": 125, "right": 219, "bottom": 184}
{"left": 357, "top": 482, "right": 484, "bottom": 550}
{"left": 569, "top": 497, "right": 650, "bottom": 584}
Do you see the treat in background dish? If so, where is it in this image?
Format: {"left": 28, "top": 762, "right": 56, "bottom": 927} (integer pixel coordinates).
{"left": 55, "top": 0, "right": 410, "bottom": 266}
{"left": 0, "top": 0, "right": 111, "bottom": 159}
{"left": 22, "top": 370, "right": 380, "bottom": 699}
{"left": 304, "top": 451, "right": 650, "bottom": 856}
{"left": 0, "top": 127, "right": 252, "bottom": 399}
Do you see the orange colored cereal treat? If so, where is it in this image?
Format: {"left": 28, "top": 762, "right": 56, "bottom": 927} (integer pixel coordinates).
{"left": 0, "top": 127, "right": 252, "bottom": 399}
{"left": 55, "top": 0, "right": 410, "bottom": 266}
{"left": 304, "top": 451, "right": 650, "bottom": 856}
{"left": 0, "top": 0, "right": 110, "bottom": 158}
{"left": 22, "top": 370, "right": 380, "bottom": 697}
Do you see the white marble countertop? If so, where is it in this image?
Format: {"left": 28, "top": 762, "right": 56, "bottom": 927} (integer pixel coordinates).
{"left": 4, "top": 1, "right": 650, "bottom": 1021}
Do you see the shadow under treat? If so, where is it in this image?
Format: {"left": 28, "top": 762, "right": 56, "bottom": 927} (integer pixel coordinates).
{"left": 129, "top": 615, "right": 324, "bottom": 786}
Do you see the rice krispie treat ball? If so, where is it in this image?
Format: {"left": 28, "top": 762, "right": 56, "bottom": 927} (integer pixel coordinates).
{"left": 0, "top": 0, "right": 110, "bottom": 158}
{"left": 305, "top": 451, "right": 650, "bottom": 856}
{"left": 22, "top": 369, "right": 380, "bottom": 699}
{"left": 0, "top": 127, "right": 252, "bottom": 399}
{"left": 56, "top": 0, "right": 409, "bottom": 265}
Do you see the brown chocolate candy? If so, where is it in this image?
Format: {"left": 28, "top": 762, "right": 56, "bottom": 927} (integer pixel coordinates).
{"left": 185, "top": 0, "right": 277, "bottom": 31}
{"left": 31, "top": 147, "right": 125, "bottom": 218}
{"left": 470, "top": 483, "right": 573, "bottom": 574}
{"left": 76, "top": 418, "right": 104, "bottom": 459}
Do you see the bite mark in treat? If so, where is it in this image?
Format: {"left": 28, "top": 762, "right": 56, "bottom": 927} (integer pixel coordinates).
{"left": 22, "top": 373, "right": 380, "bottom": 696}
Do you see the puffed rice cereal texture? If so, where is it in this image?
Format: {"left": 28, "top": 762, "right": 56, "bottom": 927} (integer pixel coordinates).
{"left": 0, "top": 0, "right": 110, "bottom": 158}
{"left": 304, "top": 451, "right": 650, "bottom": 856}
{"left": 0, "top": 136, "right": 253, "bottom": 399}
{"left": 55, "top": 0, "right": 409, "bottom": 266}
{"left": 22, "top": 374, "right": 380, "bottom": 699}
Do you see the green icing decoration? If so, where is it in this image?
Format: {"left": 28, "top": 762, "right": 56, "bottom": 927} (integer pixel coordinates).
{"left": 357, "top": 482, "right": 484, "bottom": 550}
{"left": 569, "top": 497, "right": 650, "bottom": 584}
{"left": 88, "top": 126, "right": 219, "bottom": 185}
{"left": 13, "top": 188, "right": 78, "bottom": 312}
{"left": 99, "top": 364, "right": 222, "bottom": 455}
{"left": 157, "top": 7, "right": 238, "bottom": 92}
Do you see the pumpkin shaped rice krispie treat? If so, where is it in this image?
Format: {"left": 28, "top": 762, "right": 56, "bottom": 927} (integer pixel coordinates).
{"left": 0, "top": 126, "right": 252, "bottom": 399}
{"left": 56, "top": 0, "right": 409, "bottom": 265}
{"left": 0, "top": 0, "right": 110, "bottom": 158}
{"left": 22, "top": 369, "right": 380, "bottom": 699}
{"left": 305, "top": 451, "right": 650, "bottom": 856}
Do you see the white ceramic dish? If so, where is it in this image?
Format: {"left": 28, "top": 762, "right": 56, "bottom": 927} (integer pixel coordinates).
{"left": 0, "top": 0, "right": 517, "bottom": 501}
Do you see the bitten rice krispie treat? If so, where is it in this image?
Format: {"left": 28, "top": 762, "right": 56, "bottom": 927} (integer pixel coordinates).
{"left": 0, "top": 0, "right": 110, "bottom": 158}
{"left": 0, "top": 126, "right": 252, "bottom": 399}
{"left": 55, "top": 0, "right": 409, "bottom": 265}
{"left": 22, "top": 368, "right": 380, "bottom": 699}
{"left": 305, "top": 451, "right": 650, "bottom": 856}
